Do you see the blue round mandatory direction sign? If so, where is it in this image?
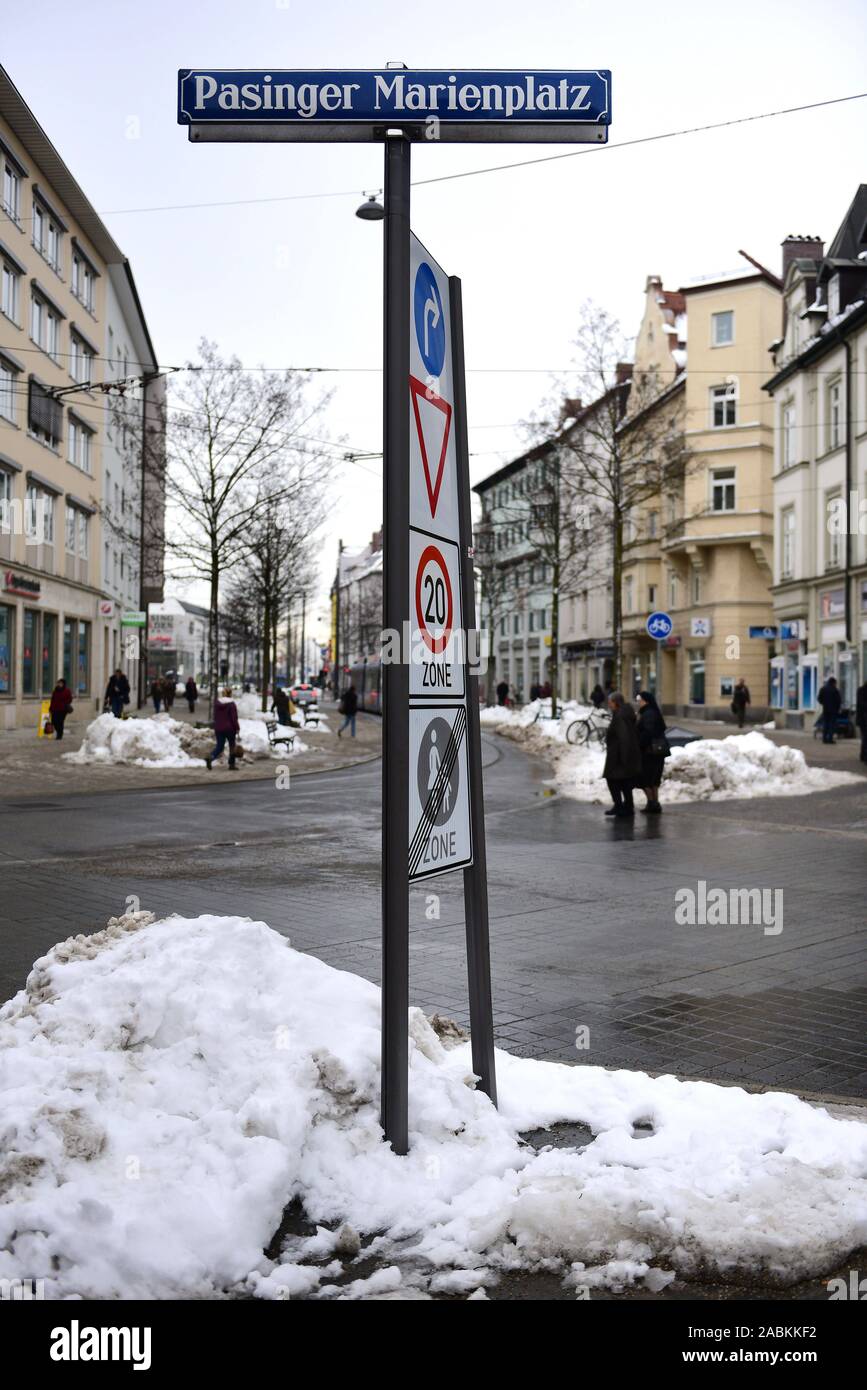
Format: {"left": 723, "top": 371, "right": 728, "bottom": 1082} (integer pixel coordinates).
{"left": 413, "top": 261, "right": 446, "bottom": 378}
{"left": 646, "top": 611, "right": 673, "bottom": 640}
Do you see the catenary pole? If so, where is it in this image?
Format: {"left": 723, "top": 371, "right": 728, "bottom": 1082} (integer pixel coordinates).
{"left": 381, "top": 132, "right": 411, "bottom": 1155}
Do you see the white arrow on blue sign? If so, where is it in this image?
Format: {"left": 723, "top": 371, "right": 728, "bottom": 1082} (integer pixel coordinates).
{"left": 646, "top": 611, "right": 673, "bottom": 640}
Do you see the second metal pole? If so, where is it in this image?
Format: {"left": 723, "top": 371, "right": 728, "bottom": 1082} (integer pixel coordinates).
{"left": 381, "top": 134, "right": 411, "bottom": 1155}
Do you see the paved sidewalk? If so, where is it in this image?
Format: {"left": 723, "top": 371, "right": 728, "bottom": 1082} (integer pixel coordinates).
{"left": 0, "top": 701, "right": 381, "bottom": 796}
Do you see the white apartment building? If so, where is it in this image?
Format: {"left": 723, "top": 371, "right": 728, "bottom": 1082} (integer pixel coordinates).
{"left": 765, "top": 193, "right": 867, "bottom": 727}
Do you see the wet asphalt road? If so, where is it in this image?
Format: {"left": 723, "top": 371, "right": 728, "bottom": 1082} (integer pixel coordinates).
{"left": 1, "top": 725, "right": 865, "bottom": 1098}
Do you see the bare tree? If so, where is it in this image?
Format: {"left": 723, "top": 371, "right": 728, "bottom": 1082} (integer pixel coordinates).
{"left": 163, "top": 340, "right": 332, "bottom": 712}
{"left": 530, "top": 303, "right": 690, "bottom": 690}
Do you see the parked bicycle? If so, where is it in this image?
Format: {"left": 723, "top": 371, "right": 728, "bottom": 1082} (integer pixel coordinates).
{"left": 565, "top": 708, "right": 610, "bottom": 746}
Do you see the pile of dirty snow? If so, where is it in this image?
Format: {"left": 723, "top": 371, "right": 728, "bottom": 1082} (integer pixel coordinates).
{"left": 64, "top": 713, "right": 303, "bottom": 768}
{"left": 1, "top": 911, "right": 865, "bottom": 1300}
{"left": 482, "top": 701, "right": 860, "bottom": 804}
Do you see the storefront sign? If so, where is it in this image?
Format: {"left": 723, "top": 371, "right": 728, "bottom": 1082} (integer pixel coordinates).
{"left": 749, "top": 625, "right": 777, "bottom": 639}
{"left": 121, "top": 611, "right": 147, "bottom": 627}
{"left": 663, "top": 635, "right": 681, "bottom": 649}
{"left": 4, "top": 570, "right": 41, "bottom": 598}
{"left": 780, "top": 620, "right": 804, "bottom": 640}
{"left": 690, "top": 616, "right": 712, "bottom": 638}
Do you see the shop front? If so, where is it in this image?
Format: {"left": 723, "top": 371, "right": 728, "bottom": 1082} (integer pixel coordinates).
{"left": 0, "top": 566, "right": 102, "bottom": 730}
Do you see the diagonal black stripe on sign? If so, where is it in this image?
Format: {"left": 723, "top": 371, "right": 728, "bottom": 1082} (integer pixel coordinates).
{"left": 410, "top": 706, "right": 465, "bottom": 861}
{"left": 408, "top": 707, "right": 467, "bottom": 877}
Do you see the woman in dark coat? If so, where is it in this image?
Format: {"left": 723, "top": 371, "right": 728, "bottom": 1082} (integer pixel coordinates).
{"left": 49, "top": 678, "right": 73, "bottom": 739}
{"left": 602, "top": 691, "right": 642, "bottom": 817}
{"left": 636, "top": 690, "right": 669, "bottom": 814}
{"left": 184, "top": 676, "right": 198, "bottom": 714}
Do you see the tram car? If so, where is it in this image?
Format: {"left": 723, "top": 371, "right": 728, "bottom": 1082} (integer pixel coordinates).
{"left": 348, "top": 657, "right": 382, "bottom": 714}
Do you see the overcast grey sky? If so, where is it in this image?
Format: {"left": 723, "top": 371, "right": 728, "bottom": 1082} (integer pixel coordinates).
{"left": 4, "top": 0, "right": 867, "bottom": 633}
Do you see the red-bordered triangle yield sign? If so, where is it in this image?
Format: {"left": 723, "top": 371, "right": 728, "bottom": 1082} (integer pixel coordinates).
{"left": 409, "top": 375, "right": 452, "bottom": 519}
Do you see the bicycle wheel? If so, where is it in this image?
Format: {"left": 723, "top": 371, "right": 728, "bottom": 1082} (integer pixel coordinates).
{"left": 566, "top": 719, "right": 585, "bottom": 745}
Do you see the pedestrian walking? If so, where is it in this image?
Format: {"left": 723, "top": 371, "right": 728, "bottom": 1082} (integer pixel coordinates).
{"left": 49, "top": 678, "right": 73, "bottom": 740}
{"left": 271, "top": 686, "right": 297, "bottom": 726}
{"left": 150, "top": 678, "right": 162, "bottom": 713}
{"left": 590, "top": 683, "right": 606, "bottom": 709}
{"left": 496, "top": 679, "right": 509, "bottom": 707}
{"left": 337, "top": 682, "right": 358, "bottom": 738}
{"left": 161, "top": 675, "right": 176, "bottom": 712}
{"left": 205, "top": 687, "right": 239, "bottom": 770}
{"left": 104, "top": 668, "right": 130, "bottom": 719}
{"left": 184, "top": 676, "right": 198, "bottom": 714}
{"left": 731, "top": 678, "right": 751, "bottom": 728}
{"left": 602, "top": 691, "right": 642, "bottom": 818}
{"left": 856, "top": 678, "right": 867, "bottom": 764}
{"left": 817, "top": 676, "right": 842, "bottom": 744}
{"left": 636, "top": 690, "right": 669, "bottom": 814}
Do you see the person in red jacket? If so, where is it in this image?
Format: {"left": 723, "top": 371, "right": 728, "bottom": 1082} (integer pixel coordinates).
{"left": 205, "top": 687, "right": 239, "bottom": 770}
{"left": 49, "top": 678, "right": 73, "bottom": 740}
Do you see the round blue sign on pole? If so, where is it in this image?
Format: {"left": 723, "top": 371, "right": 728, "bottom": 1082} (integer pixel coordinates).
{"left": 646, "top": 611, "right": 673, "bottom": 640}
{"left": 413, "top": 262, "right": 446, "bottom": 378}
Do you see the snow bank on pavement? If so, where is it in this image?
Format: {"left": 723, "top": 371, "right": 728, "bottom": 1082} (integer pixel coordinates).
{"left": 62, "top": 713, "right": 203, "bottom": 768}
{"left": 1, "top": 911, "right": 865, "bottom": 1300}
{"left": 482, "top": 701, "right": 860, "bottom": 803}
{"left": 63, "top": 713, "right": 304, "bottom": 767}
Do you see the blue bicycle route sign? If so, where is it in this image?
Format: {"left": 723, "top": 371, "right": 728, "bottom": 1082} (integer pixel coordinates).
{"left": 177, "top": 70, "right": 611, "bottom": 143}
{"left": 646, "top": 611, "right": 673, "bottom": 640}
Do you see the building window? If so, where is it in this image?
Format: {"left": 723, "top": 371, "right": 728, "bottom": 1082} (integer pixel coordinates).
{"left": 668, "top": 571, "right": 678, "bottom": 608}
{"left": 0, "top": 601, "right": 13, "bottom": 692}
{"left": 2, "top": 160, "right": 21, "bottom": 225}
{"left": 648, "top": 510, "right": 658, "bottom": 538}
{"left": 41, "top": 612, "right": 56, "bottom": 695}
{"left": 692, "top": 569, "right": 702, "bottom": 603}
{"left": 28, "top": 378, "right": 62, "bottom": 450}
{"left": 689, "top": 648, "right": 706, "bottom": 704}
{"left": 30, "top": 293, "right": 62, "bottom": 363}
{"left": 828, "top": 380, "right": 841, "bottom": 450}
{"left": 0, "top": 356, "right": 16, "bottom": 422}
{"left": 25, "top": 483, "right": 54, "bottom": 544}
{"left": 648, "top": 584, "right": 657, "bottom": 607}
{"left": 70, "top": 334, "right": 95, "bottom": 386}
{"left": 711, "top": 382, "right": 737, "bottom": 428}
{"left": 826, "top": 491, "right": 841, "bottom": 569}
{"left": 827, "top": 275, "right": 840, "bottom": 317}
{"left": 1, "top": 259, "right": 20, "bottom": 324}
{"left": 711, "top": 468, "right": 736, "bottom": 512}
{"left": 624, "top": 574, "right": 634, "bottom": 613}
{"left": 68, "top": 415, "right": 93, "bottom": 473}
{"left": 22, "top": 608, "right": 38, "bottom": 696}
{"left": 65, "top": 503, "right": 76, "bottom": 553}
{"left": 71, "top": 253, "right": 96, "bottom": 313}
{"left": 782, "top": 403, "right": 796, "bottom": 468}
{"left": 781, "top": 507, "right": 795, "bottom": 579}
{"left": 77, "top": 510, "right": 89, "bottom": 559}
{"left": 32, "top": 200, "right": 63, "bottom": 274}
{"left": 513, "top": 613, "right": 521, "bottom": 635}
{"left": 711, "top": 310, "right": 734, "bottom": 346}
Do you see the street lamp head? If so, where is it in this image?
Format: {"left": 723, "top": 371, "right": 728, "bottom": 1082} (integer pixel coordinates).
{"left": 356, "top": 192, "right": 384, "bottom": 222}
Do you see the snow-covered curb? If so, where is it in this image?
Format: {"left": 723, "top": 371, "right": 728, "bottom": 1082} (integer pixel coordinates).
{"left": 481, "top": 701, "right": 861, "bottom": 803}
{"left": 1, "top": 911, "right": 865, "bottom": 1300}
{"left": 63, "top": 712, "right": 307, "bottom": 768}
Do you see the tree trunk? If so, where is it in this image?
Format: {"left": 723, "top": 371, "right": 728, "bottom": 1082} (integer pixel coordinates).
{"left": 208, "top": 555, "right": 220, "bottom": 719}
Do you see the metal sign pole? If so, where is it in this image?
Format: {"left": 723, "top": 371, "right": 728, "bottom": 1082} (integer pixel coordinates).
{"left": 381, "top": 133, "right": 411, "bottom": 1155}
{"left": 450, "top": 275, "right": 497, "bottom": 1106}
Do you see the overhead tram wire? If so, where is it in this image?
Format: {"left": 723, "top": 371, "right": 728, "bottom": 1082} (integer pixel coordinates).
{"left": 79, "top": 90, "right": 867, "bottom": 219}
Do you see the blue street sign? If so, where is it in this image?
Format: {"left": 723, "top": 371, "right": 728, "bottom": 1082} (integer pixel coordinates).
{"left": 177, "top": 70, "right": 611, "bottom": 144}
{"left": 646, "top": 611, "right": 673, "bottom": 640}
{"left": 749, "top": 626, "right": 778, "bottom": 640}
{"left": 413, "top": 261, "right": 446, "bottom": 378}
